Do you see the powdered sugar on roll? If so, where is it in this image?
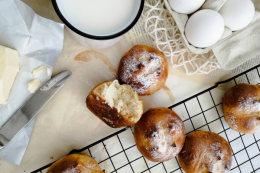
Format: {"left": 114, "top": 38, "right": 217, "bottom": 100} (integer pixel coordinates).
{"left": 228, "top": 115, "right": 238, "bottom": 130}
{"left": 146, "top": 120, "right": 183, "bottom": 161}
{"left": 178, "top": 131, "right": 232, "bottom": 173}
{"left": 118, "top": 45, "right": 168, "bottom": 96}
{"left": 223, "top": 83, "right": 260, "bottom": 134}
{"left": 121, "top": 52, "right": 162, "bottom": 94}
{"left": 134, "top": 107, "right": 185, "bottom": 162}
{"left": 46, "top": 154, "right": 104, "bottom": 173}
{"left": 237, "top": 96, "right": 260, "bottom": 112}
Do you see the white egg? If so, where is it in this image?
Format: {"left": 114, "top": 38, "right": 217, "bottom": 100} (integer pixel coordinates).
{"left": 168, "top": 0, "right": 205, "bottom": 14}
{"left": 185, "top": 9, "right": 225, "bottom": 48}
{"left": 219, "top": 0, "right": 255, "bottom": 31}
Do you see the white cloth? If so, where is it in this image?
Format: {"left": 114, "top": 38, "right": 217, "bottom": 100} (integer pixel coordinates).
{"left": 213, "top": 13, "right": 260, "bottom": 70}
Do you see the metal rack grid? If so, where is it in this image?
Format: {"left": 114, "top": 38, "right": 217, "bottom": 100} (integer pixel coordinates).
{"left": 32, "top": 64, "right": 260, "bottom": 173}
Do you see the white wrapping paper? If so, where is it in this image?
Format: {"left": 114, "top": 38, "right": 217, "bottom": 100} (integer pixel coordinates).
{"left": 0, "top": 0, "right": 64, "bottom": 165}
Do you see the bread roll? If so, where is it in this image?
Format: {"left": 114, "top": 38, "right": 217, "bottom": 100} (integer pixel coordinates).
{"left": 178, "top": 131, "right": 232, "bottom": 173}
{"left": 47, "top": 154, "right": 104, "bottom": 173}
{"left": 118, "top": 45, "right": 168, "bottom": 96}
{"left": 134, "top": 107, "right": 185, "bottom": 162}
{"left": 223, "top": 83, "right": 260, "bottom": 134}
{"left": 86, "top": 80, "right": 143, "bottom": 128}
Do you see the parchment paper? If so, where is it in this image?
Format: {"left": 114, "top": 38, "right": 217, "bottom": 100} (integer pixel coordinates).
{"left": 1, "top": 0, "right": 222, "bottom": 172}
{"left": 0, "top": 0, "right": 64, "bottom": 165}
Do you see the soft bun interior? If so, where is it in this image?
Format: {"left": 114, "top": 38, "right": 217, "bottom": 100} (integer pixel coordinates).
{"left": 94, "top": 80, "right": 143, "bottom": 121}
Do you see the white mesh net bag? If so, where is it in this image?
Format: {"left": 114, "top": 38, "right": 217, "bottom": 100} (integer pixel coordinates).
{"left": 142, "top": 0, "right": 221, "bottom": 75}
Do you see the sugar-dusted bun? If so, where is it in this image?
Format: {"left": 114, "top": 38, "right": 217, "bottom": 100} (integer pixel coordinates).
{"left": 178, "top": 131, "right": 232, "bottom": 173}
{"left": 118, "top": 45, "right": 168, "bottom": 96}
{"left": 86, "top": 80, "right": 143, "bottom": 128}
{"left": 134, "top": 107, "right": 185, "bottom": 162}
{"left": 223, "top": 83, "right": 260, "bottom": 134}
{"left": 47, "top": 154, "right": 104, "bottom": 173}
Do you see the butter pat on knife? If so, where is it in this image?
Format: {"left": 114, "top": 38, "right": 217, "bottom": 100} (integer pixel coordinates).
{"left": 0, "top": 45, "right": 20, "bottom": 104}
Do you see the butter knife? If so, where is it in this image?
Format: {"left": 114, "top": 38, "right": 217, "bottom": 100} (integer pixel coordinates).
{"left": 0, "top": 70, "right": 72, "bottom": 150}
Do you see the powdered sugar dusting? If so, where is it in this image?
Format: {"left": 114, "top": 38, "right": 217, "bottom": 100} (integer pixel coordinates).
{"left": 254, "top": 123, "right": 260, "bottom": 133}
{"left": 237, "top": 97, "right": 260, "bottom": 112}
{"left": 189, "top": 140, "right": 229, "bottom": 172}
{"left": 192, "top": 147, "right": 209, "bottom": 172}
{"left": 235, "top": 96, "right": 260, "bottom": 132}
{"left": 210, "top": 143, "right": 222, "bottom": 158}
{"left": 212, "top": 160, "right": 225, "bottom": 173}
{"left": 145, "top": 116, "right": 183, "bottom": 161}
{"left": 210, "top": 142, "right": 229, "bottom": 173}
{"left": 61, "top": 163, "right": 97, "bottom": 173}
{"left": 103, "top": 117, "right": 114, "bottom": 126}
{"left": 147, "top": 127, "right": 178, "bottom": 160}
{"left": 86, "top": 161, "right": 97, "bottom": 170}
{"left": 120, "top": 51, "right": 163, "bottom": 94}
{"left": 61, "top": 165, "right": 87, "bottom": 173}
{"left": 229, "top": 115, "right": 238, "bottom": 130}
{"left": 62, "top": 167, "right": 78, "bottom": 173}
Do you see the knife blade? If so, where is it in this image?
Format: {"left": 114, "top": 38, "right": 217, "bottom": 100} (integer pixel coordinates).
{"left": 0, "top": 70, "right": 72, "bottom": 150}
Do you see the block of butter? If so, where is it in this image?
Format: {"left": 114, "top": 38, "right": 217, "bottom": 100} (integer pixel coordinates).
{"left": 0, "top": 45, "right": 20, "bottom": 104}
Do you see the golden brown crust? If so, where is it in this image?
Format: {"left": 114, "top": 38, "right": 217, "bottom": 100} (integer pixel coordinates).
{"left": 134, "top": 107, "right": 185, "bottom": 162}
{"left": 86, "top": 81, "right": 143, "bottom": 128}
{"left": 47, "top": 154, "right": 104, "bottom": 173}
{"left": 223, "top": 83, "right": 260, "bottom": 134}
{"left": 178, "top": 131, "right": 232, "bottom": 173}
{"left": 118, "top": 45, "right": 168, "bottom": 96}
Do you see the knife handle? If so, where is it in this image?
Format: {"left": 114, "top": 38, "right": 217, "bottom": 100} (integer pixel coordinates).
{"left": 0, "top": 110, "right": 28, "bottom": 147}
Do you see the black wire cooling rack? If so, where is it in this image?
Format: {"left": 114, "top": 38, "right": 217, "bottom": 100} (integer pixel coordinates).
{"left": 32, "top": 64, "right": 260, "bottom": 173}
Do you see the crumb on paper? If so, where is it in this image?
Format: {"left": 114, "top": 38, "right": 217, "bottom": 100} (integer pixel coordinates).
{"left": 27, "top": 79, "right": 42, "bottom": 93}
{"left": 35, "top": 51, "right": 41, "bottom": 55}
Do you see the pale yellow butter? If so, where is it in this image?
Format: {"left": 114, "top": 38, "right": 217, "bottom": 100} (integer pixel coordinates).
{"left": 27, "top": 79, "right": 42, "bottom": 93}
{"left": 104, "top": 80, "right": 118, "bottom": 108}
{"left": 0, "top": 45, "right": 20, "bottom": 104}
{"left": 32, "top": 66, "right": 51, "bottom": 79}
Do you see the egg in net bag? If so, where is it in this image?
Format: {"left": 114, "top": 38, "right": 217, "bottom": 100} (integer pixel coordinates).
{"left": 142, "top": 0, "right": 221, "bottom": 75}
